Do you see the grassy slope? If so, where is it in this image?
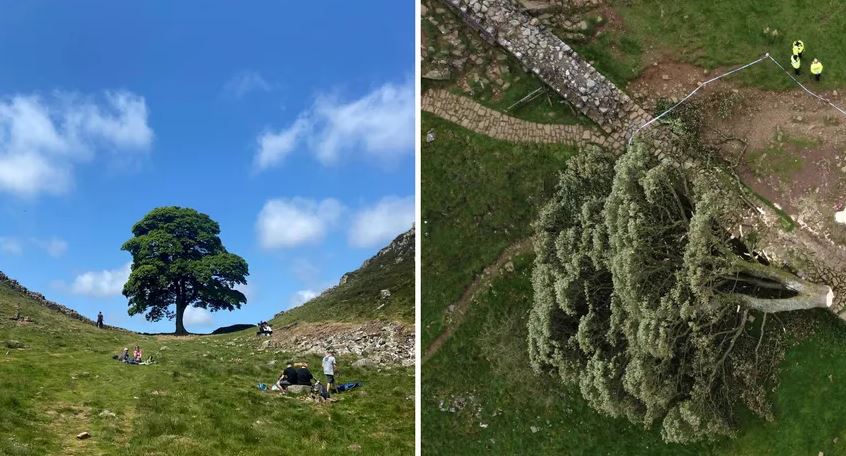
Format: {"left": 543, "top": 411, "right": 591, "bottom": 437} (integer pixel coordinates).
{"left": 272, "top": 230, "right": 414, "bottom": 326}
{"left": 0, "top": 282, "right": 413, "bottom": 455}
{"left": 421, "top": 113, "right": 576, "bottom": 349}
{"left": 422, "top": 111, "right": 846, "bottom": 454}
{"left": 603, "top": 0, "right": 846, "bottom": 89}
{"left": 423, "top": 251, "right": 846, "bottom": 455}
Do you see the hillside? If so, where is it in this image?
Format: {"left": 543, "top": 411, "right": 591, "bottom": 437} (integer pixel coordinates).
{"left": 273, "top": 227, "right": 415, "bottom": 326}
{"left": 0, "top": 241, "right": 415, "bottom": 455}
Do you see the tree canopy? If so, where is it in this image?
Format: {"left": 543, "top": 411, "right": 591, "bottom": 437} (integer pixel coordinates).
{"left": 122, "top": 206, "right": 248, "bottom": 335}
{"left": 528, "top": 145, "right": 832, "bottom": 443}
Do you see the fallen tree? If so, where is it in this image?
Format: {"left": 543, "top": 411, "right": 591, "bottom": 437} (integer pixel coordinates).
{"left": 528, "top": 144, "right": 833, "bottom": 443}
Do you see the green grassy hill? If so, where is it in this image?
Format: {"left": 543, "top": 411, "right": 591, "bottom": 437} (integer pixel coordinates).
{"left": 0, "top": 231, "right": 415, "bottom": 455}
{"left": 272, "top": 228, "right": 414, "bottom": 326}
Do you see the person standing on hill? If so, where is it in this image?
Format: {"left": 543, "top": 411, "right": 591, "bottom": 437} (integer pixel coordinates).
{"left": 792, "top": 40, "right": 804, "bottom": 59}
{"left": 322, "top": 349, "right": 337, "bottom": 393}
{"left": 811, "top": 58, "right": 824, "bottom": 81}
{"left": 791, "top": 54, "right": 801, "bottom": 75}
{"left": 96, "top": 311, "right": 104, "bottom": 329}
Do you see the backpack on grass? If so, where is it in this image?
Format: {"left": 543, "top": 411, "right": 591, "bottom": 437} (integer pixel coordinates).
{"left": 337, "top": 381, "right": 361, "bottom": 392}
{"left": 312, "top": 382, "right": 330, "bottom": 400}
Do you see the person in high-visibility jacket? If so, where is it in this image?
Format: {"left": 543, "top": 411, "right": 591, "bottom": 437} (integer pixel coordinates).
{"left": 810, "top": 58, "right": 823, "bottom": 81}
{"left": 791, "top": 54, "right": 801, "bottom": 75}
{"left": 792, "top": 40, "right": 805, "bottom": 58}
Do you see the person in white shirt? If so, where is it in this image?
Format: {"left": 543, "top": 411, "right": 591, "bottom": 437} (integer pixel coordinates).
{"left": 322, "top": 349, "right": 337, "bottom": 393}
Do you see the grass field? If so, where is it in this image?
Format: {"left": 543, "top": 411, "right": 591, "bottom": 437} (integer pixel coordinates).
{"left": 422, "top": 249, "right": 846, "bottom": 455}
{"left": 604, "top": 0, "right": 846, "bottom": 89}
{"left": 0, "top": 282, "right": 414, "bottom": 455}
{"left": 421, "top": 113, "right": 576, "bottom": 349}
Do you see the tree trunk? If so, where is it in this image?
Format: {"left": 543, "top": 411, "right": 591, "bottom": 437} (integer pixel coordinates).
{"left": 175, "top": 301, "right": 188, "bottom": 335}
{"left": 733, "top": 261, "right": 833, "bottom": 313}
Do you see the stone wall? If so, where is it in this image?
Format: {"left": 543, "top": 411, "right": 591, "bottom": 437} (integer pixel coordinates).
{"left": 441, "top": 0, "right": 651, "bottom": 142}
{"left": 0, "top": 271, "right": 125, "bottom": 331}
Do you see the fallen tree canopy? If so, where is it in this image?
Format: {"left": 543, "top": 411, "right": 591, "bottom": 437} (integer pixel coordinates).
{"left": 528, "top": 144, "right": 833, "bottom": 443}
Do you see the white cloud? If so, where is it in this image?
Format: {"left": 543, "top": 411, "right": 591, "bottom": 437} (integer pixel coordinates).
{"left": 254, "top": 79, "right": 413, "bottom": 170}
{"left": 183, "top": 306, "right": 213, "bottom": 327}
{"left": 256, "top": 197, "right": 344, "bottom": 249}
{"left": 223, "top": 70, "right": 273, "bottom": 99}
{"left": 348, "top": 196, "right": 415, "bottom": 248}
{"left": 0, "top": 90, "right": 153, "bottom": 198}
{"left": 289, "top": 289, "right": 319, "bottom": 308}
{"left": 70, "top": 262, "right": 131, "bottom": 298}
{"left": 0, "top": 237, "right": 23, "bottom": 255}
{"left": 32, "top": 237, "right": 68, "bottom": 257}
{"left": 255, "top": 116, "right": 310, "bottom": 169}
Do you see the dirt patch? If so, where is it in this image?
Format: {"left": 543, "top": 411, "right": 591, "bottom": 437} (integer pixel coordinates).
{"left": 628, "top": 59, "right": 846, "bottom": 244}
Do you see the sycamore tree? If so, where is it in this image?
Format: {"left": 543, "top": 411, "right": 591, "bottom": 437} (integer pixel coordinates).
{"left": 528, "top": 145, "right": 833, "bottom": 443}
{"left": 122, "top": 206, "right": 248, "bottom": 335}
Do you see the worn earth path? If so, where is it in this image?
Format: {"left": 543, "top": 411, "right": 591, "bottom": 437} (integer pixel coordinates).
{"left": 424, "top": 238, "right": 532, "bottom": 363}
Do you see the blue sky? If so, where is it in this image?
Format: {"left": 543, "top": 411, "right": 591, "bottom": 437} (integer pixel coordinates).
{"left": 0, "top": 1, "right": 415, "bottom": 333}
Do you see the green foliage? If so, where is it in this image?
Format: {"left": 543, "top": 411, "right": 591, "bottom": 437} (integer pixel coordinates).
{"left": 528, "top": 145, "right": 826, "bottom": 443}
{"left": 0, "top": 280, "right": 413, "bottom": 455}
{"left": 424, "top": 253, "right": 712, "bottom": 454}
{"left": 122, "top": 207, "right": 248, "bottom": 334}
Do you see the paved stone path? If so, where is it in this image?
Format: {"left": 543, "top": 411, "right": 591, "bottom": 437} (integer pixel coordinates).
{"left": 423, "top": 89, "right": 616, "bottom": 150}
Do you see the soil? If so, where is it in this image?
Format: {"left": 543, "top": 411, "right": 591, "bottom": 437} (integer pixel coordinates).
{"left": 627, "top": 59, "right": 846, "bottom": 245}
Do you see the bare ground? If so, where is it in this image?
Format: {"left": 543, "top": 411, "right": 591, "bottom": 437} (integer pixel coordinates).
{"left": 628, "top": 60, "right": 846, "bottom": 246}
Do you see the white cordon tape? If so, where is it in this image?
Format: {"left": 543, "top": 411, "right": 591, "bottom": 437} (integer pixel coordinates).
{"left": 626, "top": 52, "right": 846, "bottom": 146}
{"left": 766, "top": 54, "right": 846, "bottom": 117}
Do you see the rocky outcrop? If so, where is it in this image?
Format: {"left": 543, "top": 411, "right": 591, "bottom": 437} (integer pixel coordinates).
{"left": 260, "top": 321, "right": 414, "bottom": 368}
{"left": 441, "top": 0, "right": 651, "bottom": 144}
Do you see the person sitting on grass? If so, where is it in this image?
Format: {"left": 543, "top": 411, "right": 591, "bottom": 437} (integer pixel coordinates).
{"left": 133, "top": 345, "right": 143, "bottom": 363}
{"left": 296, "top": 362, "right": 315, "bottom": 386}
{"left": 117, "top": 347, "right": 130, "bottom": 362}
{"left": 256, "top": 321, "right": 273, "bottom": 336}
{"left": 275, "top": 361, "right": 299, "bottom": 391}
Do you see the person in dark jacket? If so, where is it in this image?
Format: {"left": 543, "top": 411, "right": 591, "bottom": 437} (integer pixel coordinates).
{"left": 296, "top": 363, "right": 315, "bottom": 386}
{"left": 276, "top": 361, "right": 299, "bottom": 391}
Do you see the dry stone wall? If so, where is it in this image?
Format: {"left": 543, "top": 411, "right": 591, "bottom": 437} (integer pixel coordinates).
{"left": 441, "top": 0, "right": 651, "bottom": 143}
{"left": 0, "top": 271, "right": 126, "bottom": 331}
